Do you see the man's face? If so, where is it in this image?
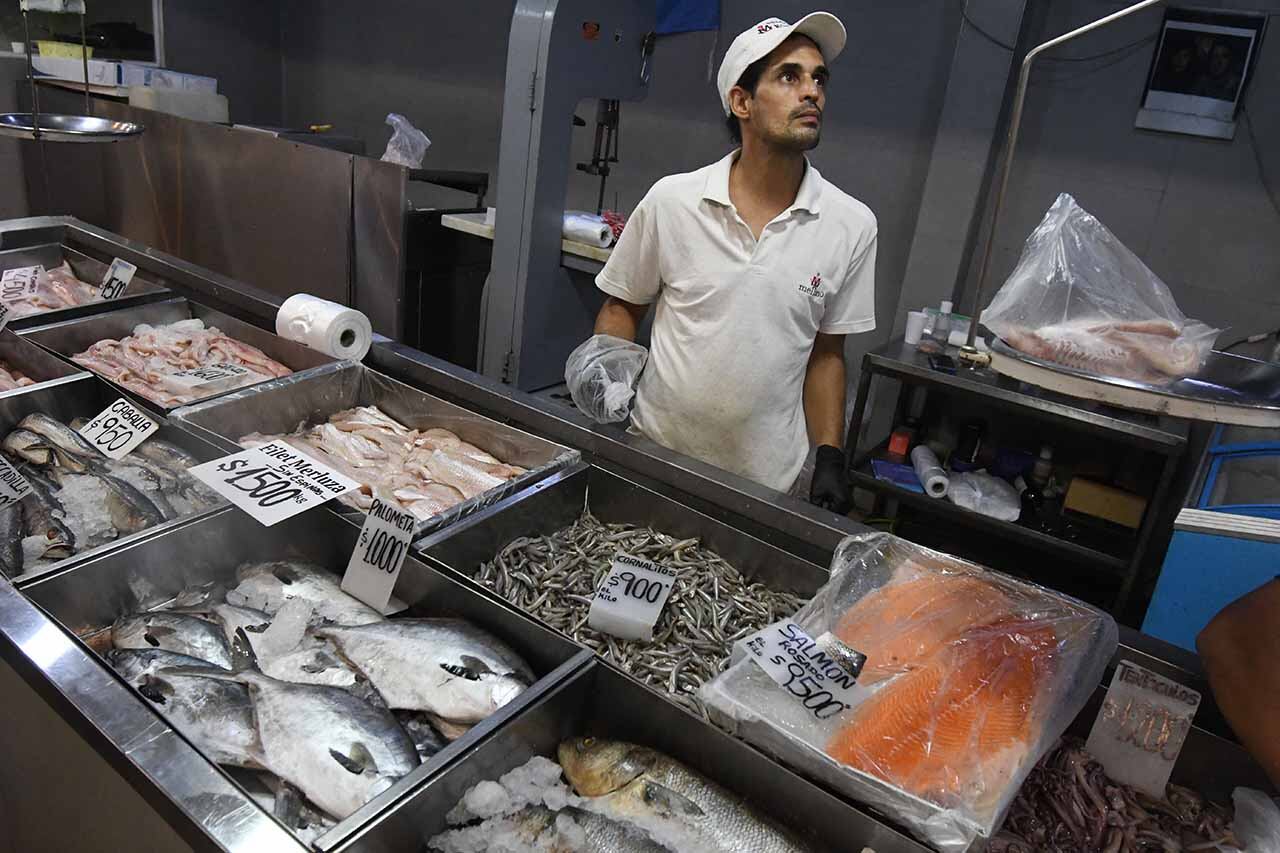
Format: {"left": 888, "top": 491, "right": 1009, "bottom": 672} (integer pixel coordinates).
{"left": 734, "top": 35, "right": 828, "bottom": 152}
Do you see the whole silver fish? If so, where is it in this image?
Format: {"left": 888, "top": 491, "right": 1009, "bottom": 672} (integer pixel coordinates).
{"left": 97, "top": 471, "right": 165, "bottom": 533}
{"left": 132, "top": 438, "right": 200, "bottom": 470}
{"left": 106, "top": 648, "right": 261, "bottom": 768}
{"left": 0, "top": 500, "right": 23, "bottom": 576}
{"left": 112, "top": 612, "right": 234, "bottom": 669}
{"left": 428, "top": 805, "right": 669, "bottom": 853}
{"left": 558, "top": 737, "right": 810, "bottom": 853}
{"left": 228, "top": 561, "right": 383, "bottom": 627}
{"left": 2, "top": 428, "right": 53, "bottom": 466}
{"left": 313, "top": 618, "right": 533, "bottom": 723}
{"left": 181, "top": 668, "right": 419, "bottom": 820}
{"left": 17, "top": 413, "right": 102, "bottom": 470}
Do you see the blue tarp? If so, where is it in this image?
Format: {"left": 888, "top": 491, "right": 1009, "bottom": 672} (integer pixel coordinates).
{"left": 656, "top": 0, "right": 720, "bottom": 35}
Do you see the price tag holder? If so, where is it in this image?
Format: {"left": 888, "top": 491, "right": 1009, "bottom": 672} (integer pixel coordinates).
{"left": 77, "top": 398, "right": 159, "bottom": 460}
{"left": 1085, "top": 660, "right": 1201, "bottom": 797}
{"left": 587, "top": 553, "right": 678, "bottom": 642}
{"left": 341, "top": 498, "right": 417, "bottom": 612}
{"left": 1, "top": 265, "right": 43, "bottom": 303}
{"left": 99, "top": 257, "right": 137, "bottom": 301}
{"left": 161, "top": 362, "right": 259, "bottom": 394}
{"left": 743, "top": 621, "right": 870, "bottom": 721}
{"left": 0, "top": 455, "right": 32, "bottom": 509}
{"left": 188, "top": 440, "right": 360, "bottom": 527}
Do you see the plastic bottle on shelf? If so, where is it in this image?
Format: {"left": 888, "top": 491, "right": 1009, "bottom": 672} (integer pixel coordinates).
{"left": 1030, "top": 445, "right": 1054, "bottom": 488}
{"left": 930, "top": 300, "right": 953, "bottom": 346}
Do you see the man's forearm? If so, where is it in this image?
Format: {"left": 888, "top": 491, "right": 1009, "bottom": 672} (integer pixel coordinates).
{"left": 594, "top": 297, "right": 647, "bottom": 341}
{"left": 804, "top": 337, "right": 846, "bottom": 448}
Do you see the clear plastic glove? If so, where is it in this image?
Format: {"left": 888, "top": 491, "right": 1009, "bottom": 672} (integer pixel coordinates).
{"left": 380, "top": 113, "right": 430, "bottom": 168}
{"left": 1233, "top": 788, "right": 1280, "bottom": 853}
{"left": 564, "top": 334, "right": 647, "bottom": 424}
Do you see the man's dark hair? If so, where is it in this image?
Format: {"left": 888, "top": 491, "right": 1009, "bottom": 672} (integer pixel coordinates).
{"left": 725, "top": 53, "right": 771, "bottom": 144}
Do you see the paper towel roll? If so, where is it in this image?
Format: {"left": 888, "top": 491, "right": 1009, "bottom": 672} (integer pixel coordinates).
{"left": 276, "top": 294, "right": 373, "bottom": 361}
{"left": 563, "top": 214, "right": 613, "bottom": 248}
{"left": 910, "top": 445, "right": 949, "bottom": 498}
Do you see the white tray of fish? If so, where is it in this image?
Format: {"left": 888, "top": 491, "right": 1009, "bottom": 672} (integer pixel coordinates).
{"left": 0, "top": 240, "right": 170, "bottom": 331}
{"left": 0, "top": 329, "right": 88, "bottom": 396}
{"left": 416, "top": 463, "right": 828, "bottom": 720}
{"left": 383, "top": 659, "right": 929, "bottom": 853}
{"left": 1, "top": 374, "right": 226, "bottom": 583}
{"left": 20, "top": 297, "right": 340, "bottom": 413}
{"left": 20, "top": 505, "right": 591, "bottom": 851}
{"left": 174, "top": 361, "right": 581, "bottom": 538}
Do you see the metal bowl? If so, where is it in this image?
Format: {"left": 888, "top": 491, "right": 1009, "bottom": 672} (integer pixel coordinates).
{"left": 0, "top": 113, "right": 143, "bottom": 142}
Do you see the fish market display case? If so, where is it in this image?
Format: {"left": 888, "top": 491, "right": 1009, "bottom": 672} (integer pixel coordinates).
{"left": 20, "top": 296, "right": 341, "bottom": 415}
{"left": 339, "top": 658, "right": 932, "bottom": 853}
{"left": 173, "top": 362, "right": 581, "bottom": 537}
{"left": 0, "top": 374, "right": 227, "bottom": 584}
{"left": 20, "top": 506, "right": 590, "bottom": 852}
{"left": 0, "top": 220, "right": 171, "bottom": 330}
{"left": 0, "top": 329, "right": 88, "bottom": 396}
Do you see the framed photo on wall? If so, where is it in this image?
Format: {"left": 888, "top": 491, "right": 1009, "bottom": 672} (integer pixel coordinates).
{"left": 1135, "top": 8, "right": 1267, "bottom": 140}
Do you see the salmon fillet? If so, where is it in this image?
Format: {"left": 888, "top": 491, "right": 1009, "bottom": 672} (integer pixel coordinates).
{"left": 826, "top": 617, "right": 1058, "bottom": 805}
{"left": 833, "top": 570, "right": 1013, "bottom": 684}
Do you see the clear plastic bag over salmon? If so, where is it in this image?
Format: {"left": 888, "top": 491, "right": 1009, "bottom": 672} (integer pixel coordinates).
{"left": 982, "top": 193, "right": 1220, "bottom": 383}
{"left": 701, "top": 533, "right": 1116, "bottom": 852}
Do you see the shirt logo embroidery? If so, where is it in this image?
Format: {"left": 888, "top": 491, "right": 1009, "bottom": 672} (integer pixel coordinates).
{"left": 798, "top": 273, "right": 823, "bottom": 299}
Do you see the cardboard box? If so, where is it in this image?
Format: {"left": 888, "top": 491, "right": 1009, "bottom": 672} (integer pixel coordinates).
{"left": 120, "top": 63, "right": 218, "bottom": 94}
{"left": 31, "top": 55, "right": 119, "bottom": 85}
{"left": 1064, "top": 478, "right": 1147, "bottom": 529}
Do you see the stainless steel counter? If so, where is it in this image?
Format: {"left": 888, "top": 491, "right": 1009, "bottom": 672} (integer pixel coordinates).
{"left": 0, "top": 216, "right": 1268, "bottom": 853}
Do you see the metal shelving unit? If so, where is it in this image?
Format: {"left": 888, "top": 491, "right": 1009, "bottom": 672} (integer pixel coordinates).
{"left": 845, "top": 339, "right": 1189, "bottom": 616}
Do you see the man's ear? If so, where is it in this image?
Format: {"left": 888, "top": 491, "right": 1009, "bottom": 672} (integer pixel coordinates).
{"left": 729, "top": 86, "right": 752, "bottom": 123}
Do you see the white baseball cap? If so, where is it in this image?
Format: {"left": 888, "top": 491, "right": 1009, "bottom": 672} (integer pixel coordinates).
{"left": 717, "top": 12, "right": 847, "bottom": 115}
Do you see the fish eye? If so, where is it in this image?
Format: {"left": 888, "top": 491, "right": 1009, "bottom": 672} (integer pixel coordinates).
{"left": 580, "top": 737, "right": 595, "bottom": 751}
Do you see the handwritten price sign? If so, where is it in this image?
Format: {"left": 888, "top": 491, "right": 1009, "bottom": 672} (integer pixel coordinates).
{"left": 341, "top": 498, "right": 417, "bottom": 611}
{"left": 188, "top": 440, "right": 359, "bottom": 526}
{"left": 77, "top": 398, "right": 159, "bottom": 459}
{"left": 588, "top": 553, "right": 678, "bottom": 642}
{"left": 744, "top": 622, "right": 868, "bottom": 721}
{"left": 99, "top": 258, "right": 137, "bottom": 301}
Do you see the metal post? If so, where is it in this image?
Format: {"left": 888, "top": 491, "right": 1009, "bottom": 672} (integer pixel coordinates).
{"left": 963, "top": 0, "right": 1165, "bottom": 353}
{"left": 79, "top": 11, "right": 90, "bottom": 113}
{"left": 22, "top": 10, "right": 40, "bottom": 140}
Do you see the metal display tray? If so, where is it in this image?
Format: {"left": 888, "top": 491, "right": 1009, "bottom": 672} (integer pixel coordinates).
{"left": 20, "top": 506, "right": 591, "bottom": 852}
{"left": 173, "top": 361, "right": 582, "bottom": 538}
{"left": 415, "top": 462, "right": 829, "bottom": 708}
{"left": 0, "top": 237, "right": 170, "bottom": 330}
{"left": 19, "top": 296, "right": 340, "bottom": 415}
{"left": 337, "top": 658, "right": 931, "bottom": 853}
{"left": 0, "top": 328, "right": 87, "bottom": 397}
{"left": 1, "top": 374, "right": 228, "bottom": 585}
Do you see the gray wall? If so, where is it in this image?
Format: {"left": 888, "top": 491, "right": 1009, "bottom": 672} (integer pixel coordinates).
{"left": 958, "top": 0, "right": 1280, "bottom": 343}
{"left": 161, "top": 0, "right": 283, "bottom": 124}
{"left": 0, "top": 58, "right": 26, "bottom": 219}
{"left": 276, "top": 0, "right": 964, "bottom": 370}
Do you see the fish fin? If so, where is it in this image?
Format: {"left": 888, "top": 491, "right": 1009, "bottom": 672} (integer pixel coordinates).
{"left": 137, "top": 675, "right": 174, "bottom": 704}
{"left": 328, "top": 742, "right": 378, "bottom": 776}
{"left": 439, "top": 662, "right": 481, "bottom": 682}
{"left": 272, "top": 781, "right": 305, "bottom": 828}
{"left": 640, "top": 781, "right": 705, "bottom": 819}
{"left": 459, "top": 654, "right": 496, "bottom": 677}
{"left": 271, "top": 564, "right": 299, "bottom": 585}
{"left": 230, "top": 627, "right": 260, "bottom": 673}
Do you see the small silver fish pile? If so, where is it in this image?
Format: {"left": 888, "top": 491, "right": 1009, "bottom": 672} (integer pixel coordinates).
{"left": 993, "top": 738, "right": 1234, "bottom": 853}
{"left": 104, "top": 560, "right": 536, "bottom": 838}
{"left": 0, "top": 413, "right": 222, "bottom": 577}
{"left": 476, "top": 514, "right": 807, "bottom": 716}
{"left": 429, "top": 737, "right": 811, "bottom": 852}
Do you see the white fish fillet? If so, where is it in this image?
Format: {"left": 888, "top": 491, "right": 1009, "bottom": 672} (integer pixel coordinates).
{"left": 240, "top": 406, "right": 527, "bottom": 524}
{"left": 3, "top": 262, "right": 100, "bottom": 318}
{"left": 0, "top": 360, "right": 35, "bottom": 391}
{"left": 1004, "top": 320, "right": 1204, "bottom": 382}
{"left": 71, "top": 318, "right": 292, "bottom": 406}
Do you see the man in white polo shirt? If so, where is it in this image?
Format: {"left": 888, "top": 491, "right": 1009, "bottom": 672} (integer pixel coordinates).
{"left": 565, "top": 11, "right": 877, "bottom": 513}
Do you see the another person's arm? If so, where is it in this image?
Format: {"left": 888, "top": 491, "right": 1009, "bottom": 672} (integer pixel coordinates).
{"left": 1196, "top": 578, "right": 1280, "bottom": 787}
{"left": 594, "top": 297, "right": 649, "bottom": 342}
{"left": 804, "top": 333, "right": 846, "bottom": 447}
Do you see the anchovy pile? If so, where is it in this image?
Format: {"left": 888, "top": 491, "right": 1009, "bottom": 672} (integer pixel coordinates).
{"left": 476, "top": 514, "right": 807, "bottom": 715}
{"left": 993, "top": 738, "right": 1234, "bottom": 853}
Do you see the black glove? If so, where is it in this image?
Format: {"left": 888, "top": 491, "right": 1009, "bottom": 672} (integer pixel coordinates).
{"left": 810, "top": 445, "right": 852, "bottom": 514}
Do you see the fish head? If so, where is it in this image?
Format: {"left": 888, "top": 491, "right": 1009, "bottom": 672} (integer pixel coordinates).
{"left": 557, "top": 737, "right": 656, "bottom": 797}
{"left": 111, "top": 614, "right": 176, "bottom": 649}
{"left": 2, "top": 430, "right": 53, "bottom": 465}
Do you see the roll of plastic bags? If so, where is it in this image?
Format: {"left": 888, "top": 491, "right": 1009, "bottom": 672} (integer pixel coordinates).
{"left": 564, "top": 334, "right": 648, "bottom": 424}
{"left": 910, "top": 445, "right": 948, "bottom": 498}
{"left": 563, "top": 213, "right": 613, "bottom": 248}
{"left": 982, "top": 193, "right": 1219, "bottom": 382}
